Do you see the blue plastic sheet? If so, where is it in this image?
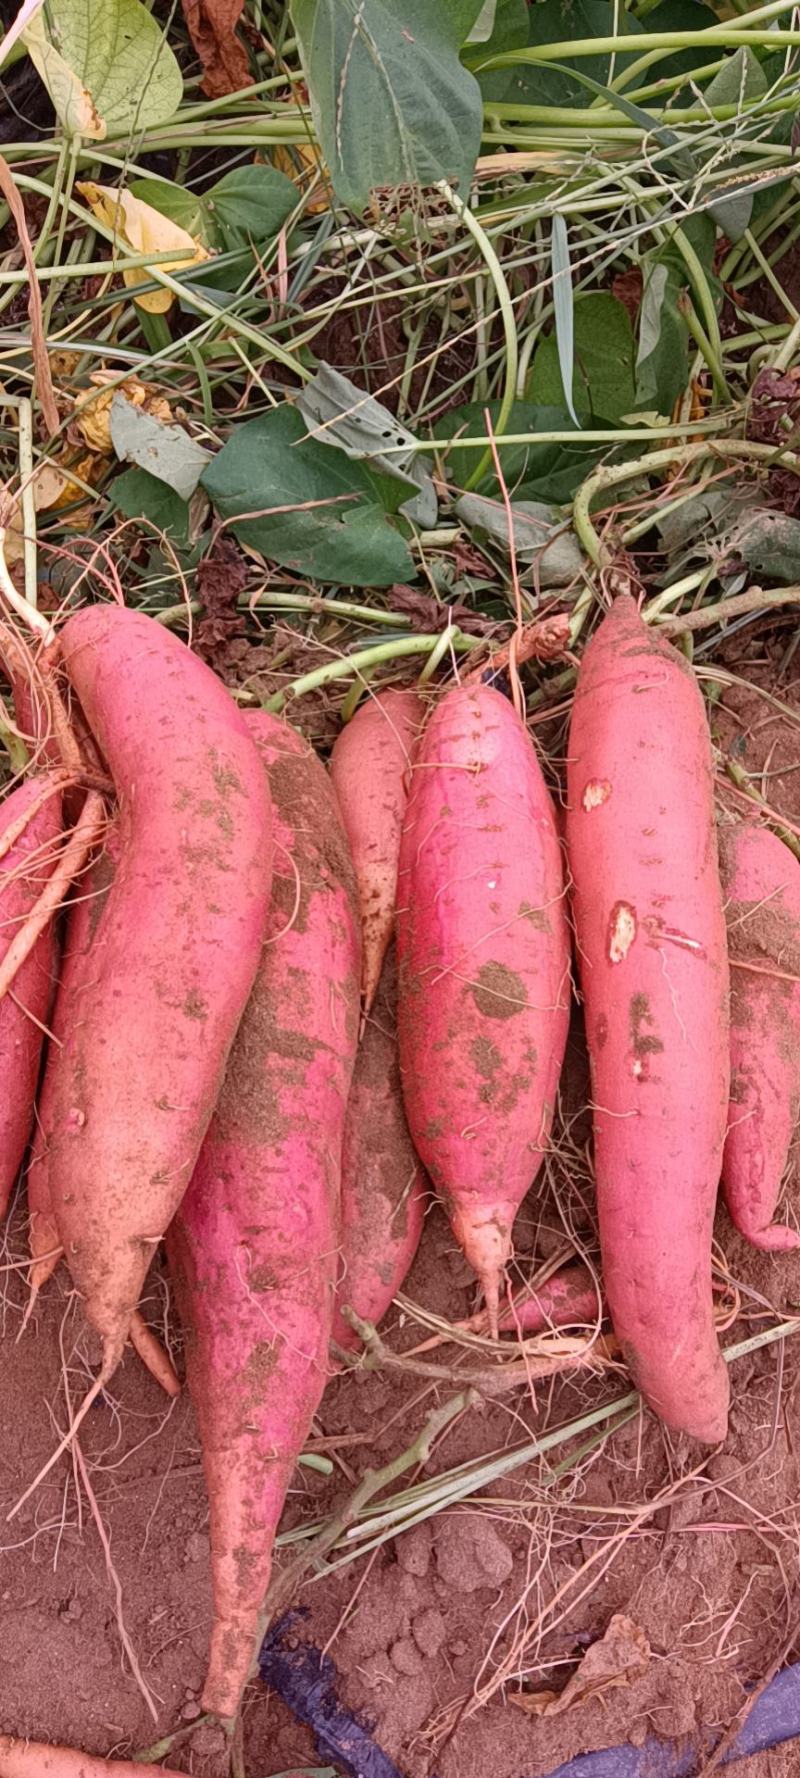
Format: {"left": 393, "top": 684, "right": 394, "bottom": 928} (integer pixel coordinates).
{"left": 259, "top": 1613, "right": 800, "bottom": 1778}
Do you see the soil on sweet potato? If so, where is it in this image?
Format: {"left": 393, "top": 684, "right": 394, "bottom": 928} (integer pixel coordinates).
{"left": 3, "top": 633, "right": 800, "bottom": 1778}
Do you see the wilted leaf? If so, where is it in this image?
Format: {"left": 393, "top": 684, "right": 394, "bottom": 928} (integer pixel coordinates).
{"left": 78, "top": 182, "right": 210, "bottom": 313}
{"left": 25, "top": 0, "right": 182, "bottom": 137}
{"left": 296, "top": 364, "right": 437, "bottom": 526}
{"left": 510, "top": 1616, "right": 650, "bottom": 1718}
{"left": 201, "top": 404, "right": 413, "bottom": 585}
{"left": 180, "top": 0, "right": 251, "bottom": 98}
{"left": 74, "top": 376, "right": 171, "bottom": 453}
{"left": 456, "top": 491, "right": 582, "bottom": 586}
{"left": 291, "top": 0, "right": 482, "bottom": 210}
{"left": 109, "top": 395, "right": 210, "bottom": 499}
{"left": 33, "top": 452, "right": 103, "bottom": 518}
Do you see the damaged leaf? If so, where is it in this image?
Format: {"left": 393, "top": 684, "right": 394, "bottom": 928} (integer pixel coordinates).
{"left": 109, "top": 394, "right": 210, "bottom": 499}
{"left": 456, "top": 491, "right": 583, "bottom": 587}
{"left": 296, "top": 364, "right": 437, "bottom": 527}
{"left": 723, "top": 507, "right": 800, "bottom": 585}
{"left": 201, "top": 403, "right": 413, "bottom": 586}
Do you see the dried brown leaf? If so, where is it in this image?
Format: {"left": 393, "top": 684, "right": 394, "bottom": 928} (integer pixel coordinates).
{"left": 510, "top": 1615, "right": 650, "bottom": 1719}
{"left": 0, "top": 155, "right": 59, "bottom": 435}
{"left": 180, "top": 0, "right": 252, "bottom": 98}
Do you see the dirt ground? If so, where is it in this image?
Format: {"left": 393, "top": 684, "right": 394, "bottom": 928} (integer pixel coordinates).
{"left": 3, "top": 620, "right": 800, "bottom": 1778}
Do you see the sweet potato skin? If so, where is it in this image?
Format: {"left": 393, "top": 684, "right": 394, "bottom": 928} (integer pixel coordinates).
{"left": 167, "top": 712, "right": 360, "bottom": 1721}
{"left": 330, "top": 689, "right": 423, "bottom": 1012}
{"left": 396, "top": 683, "right": 571, "bottom": 1330}
{"left": 566, "top": 594, "right": 730, "bottom": 1443}
{"left": 332, "top": 945, "right": 427, "bottom": 1351}
{"left": 48, "top": 609, "right": 273, "bottom": 1373}
{"left": 0, "top": 1738, "right": 183, "bottom": 1778}
{"left": 0, "top": 779, "right": 61, "bottom": 1219}
{"left": 721, "top": 822, "right": 800, "bottom": 1251}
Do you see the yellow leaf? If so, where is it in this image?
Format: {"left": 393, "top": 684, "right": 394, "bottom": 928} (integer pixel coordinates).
{"left": 270, "top": 144, "right": 329, "bottom": 214}
{"left": 77, "top": 181, "right": 211, "bottom": 313}
{"left": 32, "top": 452, "right": 104, "bottom": 519}
{"left": 23, "top": 12, "right": 105, "bottom": 139}
{"left": 73, "top": 374, "right": 172, "bottom": 453}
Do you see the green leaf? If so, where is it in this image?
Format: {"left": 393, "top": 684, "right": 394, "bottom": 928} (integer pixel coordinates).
{"left": 639, "top": 0, "right": 719, "bottom": 80}
{"left": 36, "top": 0, "right": 182, "bottom": 135}
{"left": 550, "top": 214, "right": 579, "bottom": 428}
{"left": 635, "top": 262, "right": 688, "bottom": 414}
{"left": 702, "top": 52, "right": 769, "bottom": 239}
{"left": 706, "top": 42, "right": 768, "bottom": 106}
{"left": 442, "top": 0, "right": 490, "bottom": 40}
{"left": 201, "top": 405, "right": 413, "bottom": 586}
{"left": 435, "top": 400, "right": 607, "bottom": 502}
{"left": 205, "top": 165, "right": 298, "bottom": 247}
{"left": 130, "top": 178, "right": 211, "bottom": 244}
{"left": 466, "top": 0, "right": 498, "bottom": 42}
{"left": 528, "top": 294, "right": 636, "bottom": 423}
{"left": 471, "top": 0, "right": 529, "bottom": 98}
{"left": 290, "top": 0, "right": 482, "bottom": 210}
{"left": 109, "top": 395, "right": 210, "bottom": 499}
{"left": 110, "top": 467, "right": 190, "bottom": 545}
{"left": 486, "top": 0, "right": 641, "bottom": 109}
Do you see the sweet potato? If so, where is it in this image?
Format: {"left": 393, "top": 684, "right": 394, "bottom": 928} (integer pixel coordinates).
{"left": 0, "top": 777, "right": 61, "bottom": 1220}
{"left": 47, "top": 607, "right": 273, "bottom": 1382}
{"left": 463, "top": 1263, "right": 603, "bottom": 1337}
{"left": 167, "top": 711, "right": 360, "bottom": 1721}
{"left": 330, "top": 688, "right": 423, "bottom": 1012}
{"left": 25, "top": 841, "right": 178, "bottom": 1397}
{"left": 26, "top": 849, "right": 110, "bottom": 1301}
{"left": 720, "top": 822, "right": 800, "bottom": 1251}
{"left": 396, "top": 683, "right": 571, "bottom": 1333}
{"left": 566, "top": 594, "right": 730, "bottom": 1443}
{"left": 332, "top": 945, "right": 427, "bottom": 1351}
{"left": 0, "top": 1739, "right": 183, "bottom": 1778}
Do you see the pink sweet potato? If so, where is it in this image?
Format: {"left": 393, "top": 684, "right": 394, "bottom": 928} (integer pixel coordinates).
{"left": 332, "top": 945, "right": 427, "bottom": 1351}
{"left": 0, "top": 777, "right": 61, "bottom": 1220}
{"left": 720, "top": 822, "right": 800, "bottom": 1251}
{"left": 396, "top": 683, "right": 571, "bottom": 1333}
{"left": 26, "top": 842, "right": 179, "bottom": 1397}
{"left": 330, "top": 688, "right": 423, "bottom": 1012}
{"left": 26, "top": 850, "right": 110, "bottom": 1300}
{"left": 167, "top": 711, "right": 360, "bottom": 1721}
{"left": 464, "top": 1263, "right": 603, "bottom": 1337}
{"left": 0, "top": 1738, "right": 183, "bottom": 1778}
{"left": 566, "top": 594, "right": 730, "bottom": 1443}
{"left": 47, "top": 608, "right": 273, "bottom": 1382}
